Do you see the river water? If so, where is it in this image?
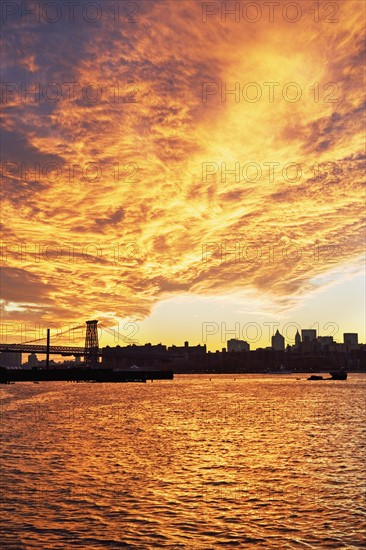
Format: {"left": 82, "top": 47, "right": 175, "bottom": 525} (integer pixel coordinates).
{"left": 1, "top": 374, "right": 365, "bottom": 549}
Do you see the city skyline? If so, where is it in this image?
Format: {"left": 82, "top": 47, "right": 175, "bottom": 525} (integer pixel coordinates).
{"left": 2, "top": 324, "right": 363, "bottom": 375}
{"left": 0, "top": 321, "right": 363, "bottom": 366}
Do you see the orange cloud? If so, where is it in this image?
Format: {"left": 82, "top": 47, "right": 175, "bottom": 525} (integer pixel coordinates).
{"left": 1, "top": 1, "right": 364, "bottom": 334}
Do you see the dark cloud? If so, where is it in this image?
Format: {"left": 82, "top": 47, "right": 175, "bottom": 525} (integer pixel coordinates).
{"left": 1, "top": 128, "right": 65, "bottom": 207}
{"left": 0, "top": 266, "right": 53, "bottom": 303}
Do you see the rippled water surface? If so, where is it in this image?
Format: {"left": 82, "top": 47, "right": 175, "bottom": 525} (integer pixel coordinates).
{"left": 1, "top": 374, "right": 365, "bottom": 548}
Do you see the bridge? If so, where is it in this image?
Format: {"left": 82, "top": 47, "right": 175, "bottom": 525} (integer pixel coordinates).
{"left": 0, "top": 320, "right": 102, "bottom": 362}
{"left": 0, "top": 344, "right": 89, "bottom": 356}
{"left": 0, "top": 319, "right": 171, "bottom": 367}
{"left": 0, "top": 320, "right": 140, "bottom": 361}
{"left": 0, "top": 343, "right": 169, "bottom": 358}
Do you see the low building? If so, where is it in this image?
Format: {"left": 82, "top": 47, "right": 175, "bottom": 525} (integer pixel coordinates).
{"left": 317, "top": 336, "right": 338, "bottom": 352}
{"left": 227, "top": 339, "right": 250, "bottom": 352}
{"left": 102, "top": 344, "right": 168, "bottom": 368}
{"left": 28, "top": 353, "right": 38, "bottom": 367}
{"left": 0, "top": 351, "right": 22, "bottom": 367}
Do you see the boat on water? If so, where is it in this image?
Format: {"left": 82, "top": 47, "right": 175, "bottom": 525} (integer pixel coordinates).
{"left": 329, "top": 370, "right": 347, "bottom": 380}
{"left": 307, "top": 370, "right": 347, "bottom": 381}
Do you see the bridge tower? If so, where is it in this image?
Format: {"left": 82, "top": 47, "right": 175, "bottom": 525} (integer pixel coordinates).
{"left": 84, "top": 320, "right": 99, "bottom": 368}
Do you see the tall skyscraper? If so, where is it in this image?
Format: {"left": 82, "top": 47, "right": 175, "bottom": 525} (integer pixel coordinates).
{"left": 271, "top": 330, "right": 285, "bottom": 351}
{"left": 295, "top": 330, "right": 301, "bottom": 347}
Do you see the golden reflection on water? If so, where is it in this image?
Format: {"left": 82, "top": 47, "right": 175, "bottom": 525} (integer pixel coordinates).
{"left": 1, "top": 374, "right": 365, "bottom": 548}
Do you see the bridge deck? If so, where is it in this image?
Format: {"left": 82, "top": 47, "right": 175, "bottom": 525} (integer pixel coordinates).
{"left": 0, "top": 344, "right": 88, "bottom": 355}
{"left": 0, "top": 344, "right": 172, "bottom": 360}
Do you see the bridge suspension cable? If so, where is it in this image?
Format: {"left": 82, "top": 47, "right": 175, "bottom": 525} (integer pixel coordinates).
{"left": 1, "top": 323, "right": 140, "bottom": 348}
{"left": 3, "top": 325, "right": 85, "bottom": 345}
{"left": 98, "top": 325, "right": 140, "bottom": 346}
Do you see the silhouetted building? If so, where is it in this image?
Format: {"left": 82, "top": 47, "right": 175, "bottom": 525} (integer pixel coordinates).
{"left": 301, "top": 329, "right": 317, "bottom": 343}
{"left": 317, "top": 336, "right": 336, "bottom": 351}
{"left": 271, "top": 330, "right": 285, "bottom": 351}
{"left": 344, "top": 333, "right": 359, "bottom": 350}
{"left": 28, "top": 353, "right": 38, "bottom": 367}
{"left": 227, "top": 339, "right": 250, "bottom": 352}
{"left": 168, "top": 342, "right": 207, "bottom": 362}
{"left": 169, "top": 342, "right": 206, "bottom": 353}
{"left": 0, "top": 351, "right": 22, "bottom": 367}
{"left": 295, "top": 330, "right": 301, "bottom": 347}
{"left": 37, "top": 359, "right": 57, "bottom": 368}
{"left": 344, "top": 333, "right": 358, "bottom": 345}
{"left": 317, "top": 336, "right": 333, "bottom": 345}
{"left": 102, "top": 344, "right": 168, "bottom": 368}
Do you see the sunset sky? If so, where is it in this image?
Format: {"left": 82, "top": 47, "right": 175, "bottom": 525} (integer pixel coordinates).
{"left": 1, "top": 0, "right": 365, "bottom": 351}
